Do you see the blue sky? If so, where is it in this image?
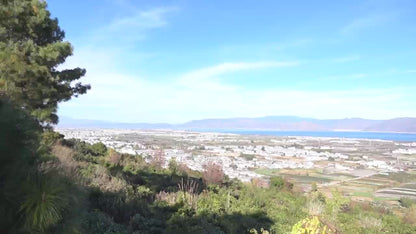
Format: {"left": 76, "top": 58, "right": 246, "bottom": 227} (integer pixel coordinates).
{"left": 48, "top": 0, "right": 416, "bottom": 123}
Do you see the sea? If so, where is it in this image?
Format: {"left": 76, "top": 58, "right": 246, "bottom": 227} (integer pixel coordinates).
{"left": 193, "top": 130, "right": 416, "bottom": 142}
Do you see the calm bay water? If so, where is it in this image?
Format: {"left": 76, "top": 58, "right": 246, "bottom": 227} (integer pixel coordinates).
{"left": 193, "top": 130, "right": 416, "bottom": 142}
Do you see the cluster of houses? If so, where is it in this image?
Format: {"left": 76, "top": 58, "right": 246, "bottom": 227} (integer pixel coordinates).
{"left": 58, "top": 128, "right": 416, "bottom": 182}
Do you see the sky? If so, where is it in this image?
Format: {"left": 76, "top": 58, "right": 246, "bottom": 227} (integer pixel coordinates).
{"left": 48, "top": 0, "right": 416, "bottom": 123}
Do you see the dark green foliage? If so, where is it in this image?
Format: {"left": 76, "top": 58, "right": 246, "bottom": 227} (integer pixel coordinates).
{"left": 0, "top": 99, "right": 40, "bottom": 174}
{"left": 240, "top": 153, "right": 255, "bottom": 161}
{"left": 198, "top": 145, "right": 206, "bottom": 150}
{"left": 0, "top": 0, "right": 90, "bottom": 124}
{"left": 40, "top": 130, "right": 63, "bottom": 148}
{"left": 270, "top": 176, "right": 285, "bottom": 190}
{"left": 167, "top": 212, "right": 272, "bottom": 234}
{"left": 168, "top": 157, "right": 179, "bottom": 176}
{"left": 0, "top": 99, "right": 84, "bottom": 233}
{"left": 0, "top": 99, "right": 41, "bottom": 231}
{"left": 19, "top": 171, "right": 76, "bottom": 231}
{"left": 83, "top": 211, "right": 128, "bottom": 234}
{"left": 399, "top": 197, "right": 416, "bottom": 208}
{"left": 129, "top": 213, "right": 165, "bottom": 233}
{"left": 62, "top": 138, "right": 105, "bottom": 161}
{"left": 91, "top": 142, "right": 108, "bottom": 156}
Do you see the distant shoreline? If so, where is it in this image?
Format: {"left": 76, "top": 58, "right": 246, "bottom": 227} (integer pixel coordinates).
{"left": 187, "top": 129, "right": 416, "bottom": 142}
{"left": 186, "top": 128, "right": 416, "bottom": 135}
{"left": 56, "top": 127, "right": 416, "bottom": 142}
{"left": 57, "top": 126, "right": 416, "bottom": 134}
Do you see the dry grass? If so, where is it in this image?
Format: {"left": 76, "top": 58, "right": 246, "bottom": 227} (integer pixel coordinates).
{"left": 89, "top": 165, "right": 127, "bottom": 192}
{"left": 251, "top": 178, "right": 269, "bottom": 188}
{"left": 155, "top": 191, "right": 178, "bottom": 205}
{"left": 155, "top": 178, "right": 200, "bottom": 209}
{"left": 151, "top": 149, "right": 165, "bottom": 168}
{"left": 51, "top": 144, "right": 84, "bottom": 181}
{"left": 358, "top": 215, "right": 382, "bottom": 229}
{"left": 403, "top": 205, "right": 416, "bottom": 225}
{"left": 308, "top": 199, "right": 325, "bottom": 216}
{"left": 108, "top": 149, "right": 121, "bottom": 165}
{"left": 51, "top": 144, "right": 127, "bottom": 192}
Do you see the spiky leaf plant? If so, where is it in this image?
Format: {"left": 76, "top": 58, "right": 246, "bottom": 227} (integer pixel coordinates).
{"left": 19, "top": 171, "right": 74, "bottom": 232}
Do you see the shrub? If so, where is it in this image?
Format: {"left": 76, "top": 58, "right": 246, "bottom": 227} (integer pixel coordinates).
{"left": 358, "top": 215, "right": 382, "bottom": 230}
{"left": 251, "top": 178, "right": 269, "bottom": 188}
{"left": 108, "top": 149, "right": 121, "bottom": 165}
{"left": 291, "top": 216, "right": 332, "bottom": 234}
{"left": 20, "top": 171, "right": 75, "bottom": 231}
{"left": 129, "top": 213, "right": 164, "bottom": 233}
{"left": 325, "top": 191, "right": 349, "bottom": 218}
{"left": 91, "top": 142, "right": 107, "bottom": 156}
{"left": 403, "top": 205, "right": 416, "bottom": 225}
{"left": 202, "top": 162, "right": 224, "bottom": 185}
{"left": 270, "top": 177, "right": 285, "bottom": 190}
{"left": 151, "top": 149, "right": 165, "bottom": 169}
{"left": 83, "top": 211, "right": 128, "bottom": 234}
{"left": 178, "top": 163, "right": 191, "bottom": 177}
{"left": 399, "top": 197, "right": 416, "bottom": 208}
{"left": 39, "top": 130, "right": 64, "bottom": 154}
{"left": 308, "top": 199, "right": 325, "bottom": 216}
{"left": 241, "top": 153, "right": 255, "bottom": 161}
{"left": 311, "top": 182, "right": 318, "bottom": 192}
{"left": 168, "top": 157, "right": 179, "bottom": 176}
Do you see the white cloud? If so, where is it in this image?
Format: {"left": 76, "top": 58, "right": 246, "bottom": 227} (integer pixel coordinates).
{"left": 341, "top": 14, "right": 391, "bottom": 34}
{"left": 179, "top": 61, "right": 298, "bottom": 84}
{"left": 108, "top": 7, "right": 177, "bottom": 31}
{"left": 80, "top": 6, "right": 177, "bottom": 44}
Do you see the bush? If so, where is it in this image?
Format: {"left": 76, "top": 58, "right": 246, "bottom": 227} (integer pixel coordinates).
{"left": 403, "top": 205, "right": 416, "bottom": 225}
{"left": 241, "top": 153, "right": 255, "bottom": 161}
{"left": 151, "top": 149, "right": 165, "bottom": 169}
{"left": 399, "top": 197, "right": 416, "bottom": 208}
{"left": 270, "top": 177, "right": 285, "bottom": 190}
{"left": 291, "top": 216, "right": 332, "bottom": 234}
{"left": 20, "top": 172, "right": 71, "bottom": 231}
{"left": 83, "top": 211, "right": 128, "bottom": 234}
{"left": 108, "top": 149, "right": 121, "bottom": 165}
{"left": 91, "top": 142, "right": 107, "bottom": 156}
{"left": 129, "top": 213, "right": 164, "bottom": 233}
{"left": 311, "top": 182, "right": 318, "bottom": 192}
{"left": 202, "top": 162, "right": 224, "bottom": 185}
{"left": 168, "top": 157, "right": 179, "bottom": 176}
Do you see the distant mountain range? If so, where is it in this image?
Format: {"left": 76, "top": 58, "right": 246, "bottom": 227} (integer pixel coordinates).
{"left": 57, "top": 116, "right": 416, "bottom": 133}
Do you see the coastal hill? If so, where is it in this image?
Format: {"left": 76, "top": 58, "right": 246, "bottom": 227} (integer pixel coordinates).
{"left": 58, "top": 116, "right": 416, "bottom": 133}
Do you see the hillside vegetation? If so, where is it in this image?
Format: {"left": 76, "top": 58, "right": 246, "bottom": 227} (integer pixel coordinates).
{"left": 2, "top": 100, "right": 416, "bottom": 233}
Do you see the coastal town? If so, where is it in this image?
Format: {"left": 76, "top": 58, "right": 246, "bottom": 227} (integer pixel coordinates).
{"left": 57, "top": 128, "right": 416, "bottom": 201}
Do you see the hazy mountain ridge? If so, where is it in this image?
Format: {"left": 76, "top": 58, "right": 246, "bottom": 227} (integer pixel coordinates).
{"left": 58, "top": 116, "right": 416, "bottom": 133}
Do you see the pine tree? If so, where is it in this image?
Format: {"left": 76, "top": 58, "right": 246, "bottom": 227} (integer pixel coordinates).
{"left": 0, "top": 0, "right": 90, "bottom": 124}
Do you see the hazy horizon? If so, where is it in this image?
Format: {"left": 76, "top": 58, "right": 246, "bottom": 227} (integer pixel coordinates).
{"left": 60, "top": 115, "right": 416, "bottom": 125}
{"left": 49, "top": 0, "right": 416, "bottom": 123}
